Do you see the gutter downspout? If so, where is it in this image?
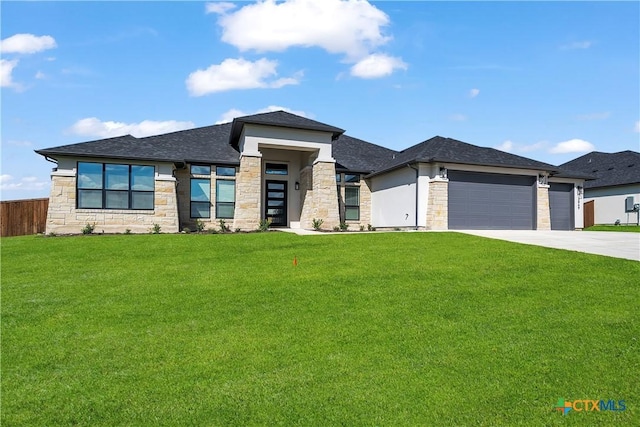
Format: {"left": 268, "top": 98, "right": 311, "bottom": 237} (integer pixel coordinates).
{"left": 407, "top": 163, "right": 419, "bottom": 230}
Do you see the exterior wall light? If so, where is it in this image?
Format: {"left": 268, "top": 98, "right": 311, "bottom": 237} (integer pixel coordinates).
{"left": 295, "top": 181, "right": 300, "bottom": 190}
{"left": 439, "top": 167, "right": 447, "bottom": 179}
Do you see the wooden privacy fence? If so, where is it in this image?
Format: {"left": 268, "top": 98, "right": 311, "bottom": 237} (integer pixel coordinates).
{"left": 0, "top": 198, "right": 49, "bottom": 237}
{"left": 583, "top": 200, "right": 594, "bottom": 228}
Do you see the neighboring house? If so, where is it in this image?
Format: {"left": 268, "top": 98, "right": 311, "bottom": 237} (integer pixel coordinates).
{"left": 36, "top": 111, "right": 586, "bottom": 234}
{"left": 561, "top": 151, "right": 640, "bottom": 225}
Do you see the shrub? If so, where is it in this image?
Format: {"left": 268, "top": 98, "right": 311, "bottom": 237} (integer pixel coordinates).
{"left": 367, "top": 224, "right": 374, "bottom": 231}
{"left": 47, "top": 232, "right": 57, "bottom": 237}
{"left": 151, "top": 224, "right": 161, "bottom": 234}
{"left": 333, "top": 226, "right": 340, "bottom": 232}
{"left": 235, "top": 228, "right": 241, "bottom": 233}
{"left": 195, "top": 219, "right": 206, "bottom": 233}
{"left": 258, "top": 218, "right": 271, "bottom": 232}
{"left": 312, "top": 218, "right": 324, "bottom": 231}
{"left": 219, "top": 219, "right": 229, "bottom": 233}
{"left": 124, "top": 229, "right": 132, "bottom": 235}
{"left": 182, "top": 227, "right": 191, "bottom": 234}
{"left": 339, "top": 222, "right": 349, "bottom": 232}
{"left": 81, "top": 223, "right": 95, "bottom": 235}
{"left": 207, "top": 228, "right": 218, "bottom": 234}
{"left": 360, "top": 225, "right": 365, "bottom": 231}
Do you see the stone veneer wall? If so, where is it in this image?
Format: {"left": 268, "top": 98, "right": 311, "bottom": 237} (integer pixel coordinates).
{"left": 336, "top": 177, "right": 372, "bottom": 228}
{"left": 536, "top": 185, "right": 551, "bottom": 230}
{"left": 45, "top": 171, "right": 179, "bottom": 234}
{"left": 233, "top": 155, "right": 261, "bottom": 231}
{"left": 311, "top": 161, "right": 340, "bottom": 229}
{"left": 426, "top": 179, "right": 448, "bottom": 230}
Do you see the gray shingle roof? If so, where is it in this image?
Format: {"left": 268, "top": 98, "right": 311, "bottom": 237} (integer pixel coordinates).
{"left": 229, "top": 110, "right": 345, "bottom": 148}
{"left": 369, "top": 136, "right": 560, "bottom": 176}
{"left": 36, "top": 123, "right": 240, "bottom": 164}
{"left": 332, "top": 134, "right": 398, "bottom": 173}
{"left": 560, "top": 150, "right": 640, "bottom": 189}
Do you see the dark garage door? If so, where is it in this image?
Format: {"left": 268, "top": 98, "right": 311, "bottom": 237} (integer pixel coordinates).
{"left": 448, "top": 171, "right": 536, "bottom": 230}
{"left": 549, "top": 183, "right": 574, "bottom": 230}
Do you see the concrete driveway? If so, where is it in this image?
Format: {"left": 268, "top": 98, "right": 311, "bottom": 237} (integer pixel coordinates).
{"left": 456, "top": 230, "right": 640, "bottom": 261}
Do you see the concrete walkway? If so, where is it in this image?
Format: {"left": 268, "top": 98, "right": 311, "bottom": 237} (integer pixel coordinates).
{"left": 456, "top": 230, "right": 640, "bottom": 261}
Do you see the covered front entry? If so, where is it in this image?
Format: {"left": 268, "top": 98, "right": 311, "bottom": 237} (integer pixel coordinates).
{"left": 549, "top": 183, "right": 574, "bottom": 230}
{"left": 265, "top": 180, "right": 288, "bottom": 226}
{"left": 448, "top": 170, "right": 536, "bottom": 230}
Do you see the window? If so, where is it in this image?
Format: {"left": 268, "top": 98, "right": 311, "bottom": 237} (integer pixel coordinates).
{"left": 216, "top": 166, "right": 236, "bottom": 177}
{"left": 77, "top": 162, "right": 154, "bottom": 210}
{"left": 191, "top": 165, "right": 211, "bottom": 175}
{"left": 191, "top": 179, "right": 211, "bottom": 218}
{"left": 344, "top": 173, "right": 360, "bottom": 183}
{"left": 345, "top": 187, "right": 360, "bottom": 221}
{"left": 336, "top": 173, "right": 341, "bottom": 182}
{"left": 265, "top": 163, "right": 288, "bottom": 175}
{"left": 216, "top": 179, "right": 235, "bottom": 219}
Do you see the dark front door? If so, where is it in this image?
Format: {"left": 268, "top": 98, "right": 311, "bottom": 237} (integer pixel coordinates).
{"left": 265, "top": 180, "right": 287, "bottom": 227}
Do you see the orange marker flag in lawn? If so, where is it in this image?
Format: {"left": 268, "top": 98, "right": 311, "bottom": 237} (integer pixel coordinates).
{"left": 293, "top": 256, "right": 298, "bottom": 266}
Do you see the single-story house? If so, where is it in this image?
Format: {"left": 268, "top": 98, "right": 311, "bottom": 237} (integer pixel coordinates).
{"left": 561, "top": 150, "right": 640, "bottom": 225}
{"left": 36, "top": 111, "right": 587, "bottom": 234}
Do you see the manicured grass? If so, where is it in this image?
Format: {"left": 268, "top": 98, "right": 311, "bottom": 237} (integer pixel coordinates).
{"left": 585, "top": 225, "right": 640, "bottom": 233}
{"left": 2, "top": 232, "right": 638, "bottom": 425}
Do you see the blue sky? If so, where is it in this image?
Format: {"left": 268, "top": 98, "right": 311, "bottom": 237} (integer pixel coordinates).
{"left": 1, "top": 0, "right": 639, "bottom": 201}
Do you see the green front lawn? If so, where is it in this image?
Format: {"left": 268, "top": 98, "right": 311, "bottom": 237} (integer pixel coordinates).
{"left": 2, "top": 233, "right": 638, "bottom": 425}
{"left": 585, "top": 225, "right": 640, "bottom": 232}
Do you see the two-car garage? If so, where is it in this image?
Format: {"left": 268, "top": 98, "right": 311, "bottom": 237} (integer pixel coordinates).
{"left": 447, "top": 170, "right": 575, "bottom": 230}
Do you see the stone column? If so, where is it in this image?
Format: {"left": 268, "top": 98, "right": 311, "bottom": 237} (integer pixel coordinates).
{"left": 233, "top": 155, "right": 262, "bottom": 231}
{"left": 536, "top": 185, "right": 551, "bottom": 230}
{"left": 45, "top": 171, "right": 76, "bottom": 235}
{"left": 310, "top": 161, "right": 340, "bottom": 229}
{"left": 426, "top": 179, "right": 448, "bottom": 230}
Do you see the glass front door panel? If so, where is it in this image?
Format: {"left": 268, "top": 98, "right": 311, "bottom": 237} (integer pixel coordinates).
{"left": 265, "top": 181, "right": 287, "bottom": 226}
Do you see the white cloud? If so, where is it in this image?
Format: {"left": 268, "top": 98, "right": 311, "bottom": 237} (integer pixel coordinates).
{"left": 0, "top": 174, "right": 49, "bottom": 192}
{"left": 215, "top": 105, "right": 309, "bottom": 124}
{"left": 469, "top": 88, "right": 480, "bottom": 98}
{"left": 68, "top": 117, "right": 195, "bottom": 138}
{"left": 35, "top": 71, "right": 46, "bottom": 80}
{"left": 495, "top": 140, "right": 548, "bottom": 153}
{"left": 449, "top": 114, "right": 467, "bottom": 122}
{"left": 205, "top": 2, "right": 237, "bottom": 15}
{"left": 634, "top": 120, "right": 640, "bottom": 133}
{"left": 218, "top": 0, "right": 391, "bottom": 59}
{"left": 349, "top": 53, "right": 407, "bottom": 79}
{"left": 560, "top": 40, "right": 592, "bottom": 50}
{"left": 186, "top": 57, "right": 301, "bottom": 96}
{"left": 0, "top": 34, "right": 57, "bottom": 54}
{"left": 576, "top": 112, "right": 610, "bottom": 121}
{"left": 0, "top": 59, "right": 19, "bottom": 88}
{"left": 495, "top": 140, "right": 514, "bottom": 152}
{"left": 549, "top": 138, "right": 595, "bottom": 154}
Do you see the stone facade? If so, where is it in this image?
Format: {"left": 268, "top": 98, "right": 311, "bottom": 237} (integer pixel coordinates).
{"left": 426, "top": 179, "right": 448, "bottom": 230}
{"left": 299, "top": 162, "right": 340, "bottom": 229}
{"left": 45, "top": 170, "right": 179, "bottom": 234}
{"left": 335, "top": 177, "right": 372, "bottom": 229}
{"left": 536, "top": 185, "right": 551, "bottom": 230}
{"left": 232, "top": 155, "right": 262, "bottom": 231}
{"left": 311, "top": 161, "right": 341, "bottom": 229}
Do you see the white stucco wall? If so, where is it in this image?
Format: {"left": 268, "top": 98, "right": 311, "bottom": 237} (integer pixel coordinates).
{"left": 585, "top": 184, "right": 640, "bottom": 225}
{"left": 240, "top": 124, "right": 334, "bottom": 162}
{"left": 370, "top": 166, "right": 417, "bottom": 228}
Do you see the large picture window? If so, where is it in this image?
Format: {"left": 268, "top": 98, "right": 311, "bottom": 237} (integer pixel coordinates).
{"left": 77, "top": 162, "right": 154, "bottom": 210}
{"left": 216, "top": 180, "right": 235, "bottom": 219}
{"left": 191, "top": 178, "right": 211, "bottom": 218}
{"left": 345, "top": 187, "right": 360, "bottom": 221}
